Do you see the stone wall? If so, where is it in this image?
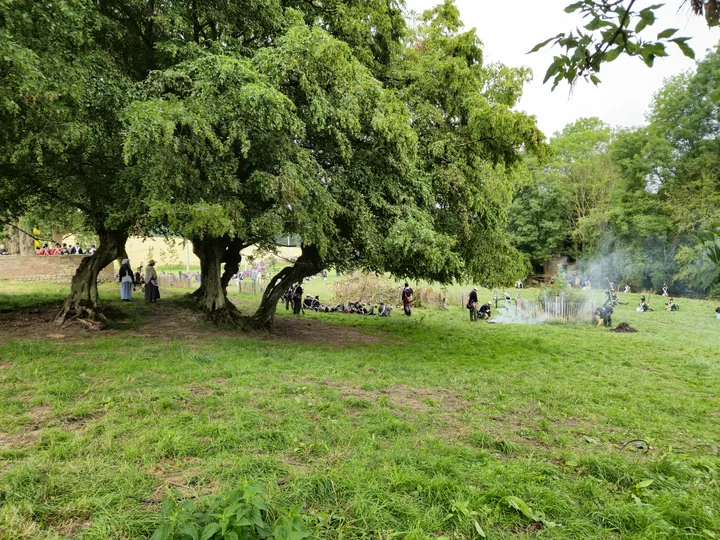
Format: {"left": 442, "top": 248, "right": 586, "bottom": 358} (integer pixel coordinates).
{"left": 0, "top": 256, "right": 115, "bottom": 283}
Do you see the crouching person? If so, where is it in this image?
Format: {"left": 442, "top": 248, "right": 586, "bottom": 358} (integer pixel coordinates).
{"left": 478, "top": 301, "right": 492, "bottom": 320}
{"left": 595, "top": 306, "right": 613, "bottom": 327}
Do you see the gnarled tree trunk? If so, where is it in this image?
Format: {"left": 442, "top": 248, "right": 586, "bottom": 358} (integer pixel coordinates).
{"left": 190, "top": 236, "right": 243, "bottom": 325}
{"left": 56, "top": 229, "right": 128, "bottom": 324}
{"left": 246, "top": 244, "right": 323, "bottom": 331}
{"left": 221, "top": 238, "right": 247, "bottom": 295}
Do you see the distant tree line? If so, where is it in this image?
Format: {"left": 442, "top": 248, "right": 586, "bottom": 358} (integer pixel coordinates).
{"left": 509, "top": 44, "right": 720, "bottom": 295}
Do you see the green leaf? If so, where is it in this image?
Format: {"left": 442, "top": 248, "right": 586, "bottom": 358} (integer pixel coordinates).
{"left": 529, "top": 36, "right": 559, "bottom": 54}
{"left": 657, "top": 28, "right": 678, "bottom": 39}
{"left": 585, "top": 18, "right": 610, "bottom": 31}
{"left": 671, "top": 38, "right": 695, "bottom": 59}
{"left": 564, "top": 2, "right": 584, "bottom": 13}
{"left": 543, "top": 59, "right": 562, "bottom": 84}
{"left": 506, "top": 496, "right": 537, "bottom": 521}
{"left": 473, "top": 519, "right": 487, "bottom": 538}
{"left": 635, "top": 479, "right": 654, "bottom": 489}
{"left": 635, "top": 19, "right": 648, "bottom": 33}
{"left": 200, "top": 522, "right": 221, "bottom": 540}
{"left": 590, "top": 74, "right": 601, "bottom": 85}
{"left": 603, "top": 47, "right": 623, "bottom": 62}
{"left": 178, "top": 523, "right": 200, "bottom": 540}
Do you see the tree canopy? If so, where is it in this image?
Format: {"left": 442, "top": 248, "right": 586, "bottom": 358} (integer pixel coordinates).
{"left": 1, "top": 0, "right": 548, "bottom": 325}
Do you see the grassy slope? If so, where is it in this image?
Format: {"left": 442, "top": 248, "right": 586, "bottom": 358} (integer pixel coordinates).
{"left": 0, "top": 283, "right": 719, "bottom": 539}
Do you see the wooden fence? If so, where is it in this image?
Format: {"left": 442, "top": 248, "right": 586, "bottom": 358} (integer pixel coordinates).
{"left": 158, "top": 275, "right": 195, "bottom": 289}
{"left": 514, "top": 297, "right": 596, "bottom": 323}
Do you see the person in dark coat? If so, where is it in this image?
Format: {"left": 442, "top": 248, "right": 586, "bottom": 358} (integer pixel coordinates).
{"left": 401, "top": 282, "right": 413, "bottom": 316}
{"left": 478, "top": 301, "right": 492, "bottom": 320}
{"left": 468, "top": 288, "right": 479, "bottom": 321}
{"left": 292, "top": 283, "right": 303, "bottom": 315}
{"left": 118, "top": 259, "right": 135, "bottom": 301}
{"left": 595, "top": 305, "right": 613, "bottom": 327}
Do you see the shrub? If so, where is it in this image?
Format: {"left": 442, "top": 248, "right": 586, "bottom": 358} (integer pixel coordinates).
{"left": 151, "top": 483, "right": 310, "bottom": 540}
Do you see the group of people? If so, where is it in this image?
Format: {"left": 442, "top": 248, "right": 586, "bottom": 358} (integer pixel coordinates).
{"left": 35, "top": 242, "right": 96, "bottom": 255}
{"left": 282, "top": 281, "right": 416, "bottom": 317}
{"left": 467, "top": 288, "right": 492, "bottom": 321}
{"left": 118, "top": 259, "right": 160, "bottom": 303}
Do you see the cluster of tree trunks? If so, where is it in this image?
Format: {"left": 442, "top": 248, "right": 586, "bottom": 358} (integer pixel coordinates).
{"left": 57, "top": 231, "right": 323, "bottom": 331}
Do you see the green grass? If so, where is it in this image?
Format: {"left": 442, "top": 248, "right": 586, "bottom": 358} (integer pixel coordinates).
{"left": 0, "top": 282, "right": 719, "bottom": 539}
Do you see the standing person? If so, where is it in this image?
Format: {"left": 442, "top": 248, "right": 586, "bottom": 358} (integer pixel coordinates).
{"left": 401, "top": 282, "right": 414, "bottom": 316}
{"left": 624, "top": 283, "right": 631, "bottom": 293}
{"left": 284, "top": 285, "right": 294, "bottom": 311}
{"left": 603, "top": 287, "right": 613, "bottom": 306}
{"left": 595, "top": 305, "right": 613, "bottom": 327}
{"left": 662, "top": 283, "right": 669, "bottom": 297}
{"left": 118, "top": 259, "right": 135, "bottom": 301}
{"left": 292, "top": 282, "right": 303, "bottom": 315}
{"left": 134, "top": 266, "right": 145, "bottom": 292}
{"left": 144, "top": 259, "right": 160, "bottom": 303}
{"left": 467, "top": 287, "right": 479, "bottom": 322}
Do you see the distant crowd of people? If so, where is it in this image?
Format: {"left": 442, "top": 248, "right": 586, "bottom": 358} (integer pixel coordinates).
{"left": 34, "top": 242, "right": 97, "bottom": 256}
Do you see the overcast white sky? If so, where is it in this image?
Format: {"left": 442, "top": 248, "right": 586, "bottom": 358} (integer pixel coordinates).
{"left": 404, "top": 0, "right": 719, "bottom": 137}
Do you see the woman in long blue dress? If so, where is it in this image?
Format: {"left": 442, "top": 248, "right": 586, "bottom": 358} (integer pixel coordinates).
{"left": 119, "top": 259, "right": 135, "bottom": 301}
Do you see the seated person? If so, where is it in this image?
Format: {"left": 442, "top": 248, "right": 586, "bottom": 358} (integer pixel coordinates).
{"left": 378, "top": 302, "right": 392, "bottom": 317}
{"left": 612, "top": 293, "right": 628, "bottom": 306}
{"left": 716, "top": 306, "right": 720, "bottom": 319}
{"left": 478, "top": 301, "right": 492, "bottom": 319}
{"left": 303, "top": 295, "right": 314, "bottom": 309}
{"left": 595, "top": 305, "right": 613, "bottom": 327}
{"left": 0, "top": 243, "right": 8, "bottom": 255}
{"left": 637, "top": 296, "right": 654, "bottom": 312}
{"left": 666, "top": 298, "right": 678, "bottom": 311}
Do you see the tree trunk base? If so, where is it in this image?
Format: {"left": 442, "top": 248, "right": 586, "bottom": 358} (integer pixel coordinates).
{"left": 56, "top": 300, "right": 107, "bottom": 326}
{"left": 55, "top": 229, "right": 128, "bottom": 326}
{"left": 201, "top": 303, "right": 243, "bottom": 326}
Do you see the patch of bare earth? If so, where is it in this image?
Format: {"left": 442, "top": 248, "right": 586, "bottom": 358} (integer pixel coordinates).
{"left": 312, "top": 379, "right": 470, "bottom": 412}
{"left": 0, "top": 405, "right": 53, "bottom": 450}
{"left": 0, "top": 406, "right": 104, "bottom": 452}
{"left": 0, "top": 301, "right": 391, "bottom": 346}
{"left": 258, "top": 316, "right": 389, "bottom": 346}
{"left": 144, "top": 459, "right": 219, "bottom": 501}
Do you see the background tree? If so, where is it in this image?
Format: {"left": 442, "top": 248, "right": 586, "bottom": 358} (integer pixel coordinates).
{"left": 508, "top": 118, "right": 616, "bottom": 271}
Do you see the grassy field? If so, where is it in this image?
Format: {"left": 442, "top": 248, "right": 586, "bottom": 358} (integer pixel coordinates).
{"left": 0, "top": 281, "right": 719, "bottom": 539}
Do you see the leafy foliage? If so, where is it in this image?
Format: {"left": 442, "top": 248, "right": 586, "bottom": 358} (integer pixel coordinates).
{"left": 536, "top": 0, "right": 717, "bottom": 88}
{"left": 152, "top": 484, "right": 309, "bottom": 540}
{"left": 511, "top": 47, "right": 720, "bottom": 293}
